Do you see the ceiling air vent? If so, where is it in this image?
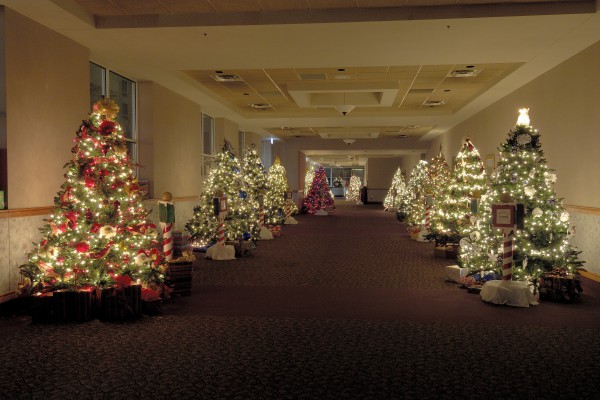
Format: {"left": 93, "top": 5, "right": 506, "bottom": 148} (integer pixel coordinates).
{"left": 250, "top": 103, "right": 272, "bottom": 110}
{"left": 395, "top": 134, "right": 408, "bottom": 138}
{"left": 211, "top": 74, "right": 244, "bottom": 82}
{"left": 422, "top": 100, "right": 446, "bottom": 107}
{"left": 447, "top": 69, "right": 480, "bottom": 78}
{"left": 299, "top": 73, "right": 327, "bottom": 80}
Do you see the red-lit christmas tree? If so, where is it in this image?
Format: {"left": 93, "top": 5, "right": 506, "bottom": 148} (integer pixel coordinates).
{"left": 20, "top": 99, "right": 165, "bottom": 294}
{"left": 302, "top": 166, "right": 334, "bottom": 214}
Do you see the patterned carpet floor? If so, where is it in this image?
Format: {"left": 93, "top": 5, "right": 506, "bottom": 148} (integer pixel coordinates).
{"left": 1, "top": 203, "right": 599, "bottom": 399}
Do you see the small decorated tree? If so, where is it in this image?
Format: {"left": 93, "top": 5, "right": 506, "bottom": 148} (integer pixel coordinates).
{"left": 347, "top": 175, "right": 362, "bottom": 202}
{"left": 186, "top": 141, "right": 260, "bottom": 246}
{"left": 265, "top": 155, "right": 297, "bottom": 225}
{"left": 303, "top": 166, "right": 334, "bottom": 214}
{"left": 424, "top": 148, "right": 452, "bottom": 240}
{"left": 304, "top": 168, "right": 314, "bottom": 196}
{"left": 432, "top": 139, "right": 487, "bottom": 245}
{"left": 19, "top": 99, "right": 165, "bottom": 293}
{"left": 383, "top": 167, "right": 404, "bottom": 211}
{"left": 460, "top": 109, "right": 583, "bottom": 286}
{"left": 406, "top": 161, "right": 429, "bottom": 236}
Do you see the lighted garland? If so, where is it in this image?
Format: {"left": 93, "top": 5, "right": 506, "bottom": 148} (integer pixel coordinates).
{"left": 19, "top": 99, "right": 165, "bottom": 293}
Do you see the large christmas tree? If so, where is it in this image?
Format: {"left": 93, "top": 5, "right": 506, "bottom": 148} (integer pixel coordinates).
{"left": 424, "top": 148, "right": 451, "bottom": 239}
{"left": 460, "top": 109, "right": 582, "bottom": 283}
{"left": 347, "top": 175, "right": 362, "bottom": 202}
{"left": 303, "top": 166, "right": 334, "bottom": 214}
{"left": 186, "top": 141, "right": 260, "bottom": 246}
{"left": 432, "top": 139, "right": 487, "bottom": 244}
{"left": 20, "top": 99, "right": 165, "bottom": 292}
{"left": 406, "top": 160, "right": 429, "bottom": 232}
{"left": 264, "top": 155, "right": 297, "bottom": 225}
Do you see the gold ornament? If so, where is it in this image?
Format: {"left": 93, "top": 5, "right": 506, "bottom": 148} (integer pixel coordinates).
{"left": 94, "top": 98, "right": 120, "bottom": 120}
{"left": 114, "top": 145, "right": 128, "bottom": 157}
{"left": 274, "top": 155, "right": 281, "bottom": 165}
{"left": 162, "top": 192, "right": 173, "bottom": 202}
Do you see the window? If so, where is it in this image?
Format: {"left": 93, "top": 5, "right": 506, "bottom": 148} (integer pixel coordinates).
{"left": 202, "top": 114, "right": 214, "bottom": 155}
{"left": 238, "top": 130, "right": 245, "bottom": 158}
{"left": 201, "top": 114, "right": 215, "bottom": 175}
{"left": 89, "top": 62, "right": 106, "bottom": 108}
{"left": 89, "top": 63, "right": 137, "bottom": 168}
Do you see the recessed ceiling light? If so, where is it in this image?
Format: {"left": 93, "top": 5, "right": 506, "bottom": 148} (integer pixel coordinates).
{"left": 444, "top": 89, "right": 451, "bottom": 92}
{"left": 338, "top": 68, "right": 346, "bottom": 72}
{"left": 215, "top": 70, "right": 223, "bottom": 74}
{"left": 243, "top": 93, "right": 249, "bottom": 96}
{"left": 422, "top": 100, "right": 446, "bottom": 107}
{"left": 466, "top": 65, "right": 475, "bottom": 68}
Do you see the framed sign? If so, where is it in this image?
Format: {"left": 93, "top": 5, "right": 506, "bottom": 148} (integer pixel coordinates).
{"left": 285, "top": 190, "right": 293, "bottom": 200}
{"left": 492, "top": 203, "right": 515, "bottom": 228}
{"left": 219, "top": 197, "right": 228, "bottom": 212}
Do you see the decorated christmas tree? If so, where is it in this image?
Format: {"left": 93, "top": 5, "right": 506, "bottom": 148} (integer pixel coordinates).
{"left": 460, "top": 109, "right": 582, "bottom": 284}
{"left": 432, "top": 139, "right": 487, "bottom": 244}
{"left": 304, "top": 168, "right": 314, "bottom": 196}
{"left": 424, "top": 148, "right": 452, "bottom": 239}
{"left": 347, "top": 175, "right": 362, "bottom": 202}
{"left": 19, "top": 99, "right": 165, "bottom": 293}
{"left": 186, "top": 141, "right": 260, "bottom": 246}
{"left": 406, "top": 160, "right": 429, "bottom": 234}
{"left": 264, "top": 155, "right": 292, "bottom": 225}
{"left": 303, "top": 166, "right": 334, "bottom": 214}
{"left": 242, "top": 144, "right": 268, "bottom": 199}
{"left": 383, "top": 167, "right": 405, "bottom": 211}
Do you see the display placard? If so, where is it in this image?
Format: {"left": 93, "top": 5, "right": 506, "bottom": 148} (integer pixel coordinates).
{"left": 492, "top": 203, "right": 515, "bottom": 228}
{"left": 285, "top": 190, "right": 293, "bottom": 200}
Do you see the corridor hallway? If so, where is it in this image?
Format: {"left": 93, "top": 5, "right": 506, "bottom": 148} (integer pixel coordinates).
{"left": 1, "top": 204, "right": 599, "bottom": 399}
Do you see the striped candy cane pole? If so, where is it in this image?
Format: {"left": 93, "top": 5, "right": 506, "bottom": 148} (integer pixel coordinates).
{"left": 424, "top": 205, "right": 431, "bottom": 233}
{"left": 259, "top": 209, "right": 265, "bottom": 227}
{"left": 217, "top": 216, "right": 226, "bottom": 246}
{"left": 162, "top": 222, "right": 173, "bottom": 261}
{"left": 502, "top": 229, "right": 514, "bottom": 281}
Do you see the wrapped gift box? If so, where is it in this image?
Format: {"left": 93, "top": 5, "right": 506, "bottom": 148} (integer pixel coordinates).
{"left": 31, "top": 289, "right": 96, "bottom": 323}
{"left": 98, "top": 284, "right": 142, "bottom": 321}
{"left": 166, "top": 263, "right": 193, "bottom": 296}
{"left": 434, "top": 246, "right": 448, "bottom": 258}
{"left": 538, "top": 269, "right": 582, "bottom": 303}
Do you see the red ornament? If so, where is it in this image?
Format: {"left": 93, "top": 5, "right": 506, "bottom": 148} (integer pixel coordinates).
{"left": 90, "top": 222, "right": 102, "bottom": 233}
{"left": 75, "top": 242, "right": 90, "bottom": 253}
{"left": 85, "top": 209, "right": 93, "bottom": 221}
{"left": 40, "top": 239, "right": 48, "bottom": 247}
{"left": 64, "top": 211, "right": 79, "bottom": 229}
{"left": 99, "top": 120, "right": 116, "bottom": 136}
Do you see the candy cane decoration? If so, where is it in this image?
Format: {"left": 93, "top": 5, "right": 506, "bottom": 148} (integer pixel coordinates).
{"left": 216, "top": 215, "right": 226, "bottom": 246}
{"left": 502, "top": 229, "right": 514, "bottom": 281}
{"left": 259, "top": 209, "right": 265, "bottom": 227}
{"left": 162, "top": 222, "right": 173, "bottom": 261}
{"left": 424, "top": 205, "right": 431, "bottom": 233}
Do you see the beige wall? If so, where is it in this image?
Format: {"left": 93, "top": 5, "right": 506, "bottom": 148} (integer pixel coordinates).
{"left": 245, "top": 132, "right": 262, "bottom": 154}
{"left": 429, "top": 39, "right": 600, "bottom": 209}
{"left": 138, "top": 81, "right": 203, "bottom": 198}
{"left": 366, "top": 157, "right": 402, "bottom": 202}
{"left": 215, "top": 117, "right": 239, "bottom": 155}
{"left": 399, "top": 153, "right": 423, "bottom": 183}
{"left": 5, "top": 7, "right": 89, "bottom": 208}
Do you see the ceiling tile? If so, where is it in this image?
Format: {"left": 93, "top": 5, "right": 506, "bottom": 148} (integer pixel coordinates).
{"left": 208, "top": 0, "right": 262, "bottom": 13}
